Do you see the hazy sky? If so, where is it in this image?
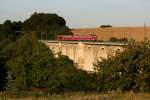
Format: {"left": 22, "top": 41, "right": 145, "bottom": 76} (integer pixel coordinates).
{"left": 0, "top": 0, "right": 150, "bottom": 28}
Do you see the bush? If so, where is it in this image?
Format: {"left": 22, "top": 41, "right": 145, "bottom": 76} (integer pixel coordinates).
{"left": 100, "top": 25, "right": 112, "bottom": 28}
{"left": 109, "top": 37, "right": 118, "bottom": 42}
{"left": 94, "top": 40, "right": 150, "bottom": 92}
{"left": 109, "top": 37, "right": 128, "bottom": 42}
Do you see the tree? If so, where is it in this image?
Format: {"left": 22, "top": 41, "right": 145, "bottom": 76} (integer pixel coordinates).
{"left": 94, "top": 40, "right": 150, "bottom": 92}
{"left": 0, "top": 39, "right": 12, "bottom": 90}
{"left": 1, "top": 33, "right": 55, "bottom": 91}
{"left": 0, "top": 12, "right": 72, "bottom": 41}
{"left": 2, "top": 33, "right": 93, "bottom": 93}
{"left": 0, "top": 12, "right": 96, "bottom": 93}
{"left": 0, "top": 20, "right": 23, "bottom": 41}
{"left": 119, "top": 38, "right": 128, "bottom": 42}
{"left": 0, "top": 20, "right": 23, "bottom": 91}
{"left": 109, "top": 37, "right": 128, "bottom": 42}
{"left": 23, "top": 12, "right": 72, "bottom": 40}
{"left": 100, "top": 25, "right": 112, "bottom": 28}
{"left": 109, "top": 37, "right": 118, "bottom": 42}
{"left": 46, "top": 54, "right": 96, "bottom": 93}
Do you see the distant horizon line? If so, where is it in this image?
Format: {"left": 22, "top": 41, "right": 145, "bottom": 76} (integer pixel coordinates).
{"left": 70, "top": 25, "right": 150, "bottom": 29}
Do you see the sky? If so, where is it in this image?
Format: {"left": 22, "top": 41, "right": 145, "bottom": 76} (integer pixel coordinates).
{"left": 0, "top": 0, "right": 150, "bottom": 28}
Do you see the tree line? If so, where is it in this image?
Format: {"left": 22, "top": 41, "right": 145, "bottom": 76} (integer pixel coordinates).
{"left": 0, "top": 12, "right": 72, "bottom": 41}
{"left": 0, "top": 12, "right": 150, "bottom": 94}
{"left": 0, "top": 13, "right": 95, "bottom": 93}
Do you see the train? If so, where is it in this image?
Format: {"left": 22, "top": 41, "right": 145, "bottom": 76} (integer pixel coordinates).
{"left": 56, "top": 35, "right": 97, "bottom": 41}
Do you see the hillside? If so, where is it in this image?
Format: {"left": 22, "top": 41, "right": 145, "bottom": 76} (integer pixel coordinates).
{"left": 71, "top": 27, "right": 150, "bottom": 41}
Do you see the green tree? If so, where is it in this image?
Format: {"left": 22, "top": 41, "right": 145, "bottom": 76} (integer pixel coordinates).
{"left": 0, "top": 39, "right": 12, "bottom": 90}
{"left": 1, "top": 33, "right": 55, "bottom": 91}
{"left": 47, "top": 54, "right": 96, "bottom": 93}
{"left": 94, "top": 40, "right": 150, "bottom": 92}
{"left": 0, "top": 20, "right": 23, "bottom": 41}
{"left": 2, "top": 33, "right": 93, "bottom": 93}
{"left": 0, "top": 12, "right": 97, "bottom": 92}
{"left": 109, "top": 37, "right": 118, "bottom": 42}
{"left": 0, "top": 12, "right": 72, "bottom": 41}
{"left": 23, "top": 12, "right": 72, "bottom": 40}
{"left": 0, "top": 20, "right": 23, "bottom": 90}
{"left": 100, "top": 25, "right": 112, "bottom": 28}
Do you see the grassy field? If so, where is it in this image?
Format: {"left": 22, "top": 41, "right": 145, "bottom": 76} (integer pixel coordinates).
{"left": 0, "top": 91, "right": 150, "bottom": 100}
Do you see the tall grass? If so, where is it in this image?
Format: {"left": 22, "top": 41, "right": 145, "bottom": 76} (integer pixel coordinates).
{"left": 0, "top": 91, "right": 150, "bottom": 100}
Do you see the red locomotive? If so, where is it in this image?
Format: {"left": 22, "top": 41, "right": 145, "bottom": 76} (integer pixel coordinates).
{"left": 56, "top": 35, "right": 97, "bottom": 41}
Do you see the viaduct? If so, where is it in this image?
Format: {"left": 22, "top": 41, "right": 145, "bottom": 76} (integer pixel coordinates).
{"left": 41, "top": 40, "right": 127, "bottom": 71}
{"left": 41, "top": 27, "right": 150, "bottom": 71}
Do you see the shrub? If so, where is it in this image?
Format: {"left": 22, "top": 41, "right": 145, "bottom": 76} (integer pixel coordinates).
{"left": 94, "top": 40, "right": 150, "bottom": 92}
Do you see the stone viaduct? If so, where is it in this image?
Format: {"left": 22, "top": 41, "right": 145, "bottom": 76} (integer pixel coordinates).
{"left": 41, "top": 40, "right": 127, "bottom": 72}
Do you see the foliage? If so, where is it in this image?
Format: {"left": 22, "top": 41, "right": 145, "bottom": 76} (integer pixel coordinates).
{"left": 0, "top": 20, "right": 23, "bottom": 41}
{"left": 0, "top": 12, "right": 94, "bottom": 93}
{"left": 46, "top": 54, "right": 97, "bottom": 93}
{"left": 2, "top": 12, "right": 150, "bottom": 94}
{"left": 2, "top": 33, "right": 56, "bottom": 91}
{"left": 23, "top": 12, "right": 72, "bottom": 40}
{"left": 0, "top": 12, "right": 72, "bottom": 41}
{"left": 0, "top": 20, "right": 23, "bottom": 90}
{"left": 0, "top": 33, "right": 95, "bottom": 93}
{"left": 110, "top": 37, "right": 128, "bottom": 42}
{"left": 94, "top": 40, "right": 150, "bottom": 92}
{"left": 119, "top": 38, "right": 128, "bottom": 42}
{"left": 100, "top": 25, "right": 112, "bottom": 28}
{"left": 109, "top": 37, "right": 118, "bottom": 42}
{"left": 0, "top": 39, "right": 13, "bottom": 90}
